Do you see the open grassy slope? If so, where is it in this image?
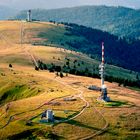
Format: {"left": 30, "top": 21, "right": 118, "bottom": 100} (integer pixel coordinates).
{"left": 0, "top": 21, "right": 140, "bottom": 140}
{"left": 0, "top": 21, "right": 138, "bottom": 81}
{"left": 0, "top": 65, "right": 140, "bottom": 140}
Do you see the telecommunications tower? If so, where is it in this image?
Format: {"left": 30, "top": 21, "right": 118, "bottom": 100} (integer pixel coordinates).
{"left": 27, "top": 10, "right": 32, "bottom": 22}
{"left": 99, "top": 42, "right": 105, "bottom": 87}
{"left": 99, "top": 42, "right": 110, "bottom": 102}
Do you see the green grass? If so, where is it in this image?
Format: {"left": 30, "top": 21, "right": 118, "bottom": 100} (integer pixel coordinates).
{"left": 36, "top": 25, "right": 85, "bottom": 49}
{"left": 0, "top": 21, "right": 140, "bottom": 140}
{"left": 29, "top": 22, "right": 138, "bottom": 81}
{"left": 0, "top": 21, "right": 138, "bottom": 82}
{"left": 0, "top": 68, "right": 44, "bottom": 105}
{"left": 105, "top": 101, "right": 128, "bottom": 107}
{"left": 0, "top": 85, "right": 40, "bottom": 104}
{"left": 128, "top": 86, "right": 140, "bottom": 92}
{"left": 31, "top": 110, "right": 79, "bottom": 125}
{"left": 6, "top": 128, "right": 38, "bottom": 140}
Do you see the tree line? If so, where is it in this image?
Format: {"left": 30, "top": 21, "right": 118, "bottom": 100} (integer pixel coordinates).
{"left": 35, "top": 60, "right": 140, "bottom": 89}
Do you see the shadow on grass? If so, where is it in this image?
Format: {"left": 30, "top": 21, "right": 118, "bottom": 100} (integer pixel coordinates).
{"left": 67, "top": 120, "right": 101, "bottom": 131}
{"left": 7, "top": 129, "right": 38, "bottom": 140}
{"left": 45, "top": 131, "right": 65, "bottom": 140}
{"left": 53, "top": 116, "right": 101, "bottom": 131}
{"left": 105, "top": 101, "right": 128, "bottom": 107}
{"left": 30, "top": 111, "right": 101, "bottom": 132}
{"left": 7, "top": 128, "right": 65, "bottom": 140}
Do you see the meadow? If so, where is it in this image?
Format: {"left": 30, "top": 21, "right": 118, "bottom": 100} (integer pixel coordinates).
{"left": 0, "top": 21, "right": 139, "bottom": 139}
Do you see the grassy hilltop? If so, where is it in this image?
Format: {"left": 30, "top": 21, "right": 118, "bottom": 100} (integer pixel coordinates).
{"left": 0, "top": 21, "right": 140, "bottom": 140}
{"left": 15, "top": 6, "right": 140, "bottom": 39}
{"left": 0, "top": 21, "right": 139, "bottom": 80}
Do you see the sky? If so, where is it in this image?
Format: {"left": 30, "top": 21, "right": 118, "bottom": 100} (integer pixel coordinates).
{"left": 0, "top": 0, "right": 140, "bottom": 9}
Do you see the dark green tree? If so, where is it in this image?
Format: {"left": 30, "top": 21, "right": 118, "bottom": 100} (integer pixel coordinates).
{"left": 9, "top": 64, "right": 12, "bottom": 68}
{"left": 60, "top": 72, "right": 64, "bottom": 78}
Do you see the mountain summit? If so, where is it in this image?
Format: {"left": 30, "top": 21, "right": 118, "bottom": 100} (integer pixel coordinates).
{"left": 15, "top": 6, "right": 140, "bottom": 38}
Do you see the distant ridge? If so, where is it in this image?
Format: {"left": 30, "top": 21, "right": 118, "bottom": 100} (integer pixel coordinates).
{"left": 14, "top": 5, "right": 140, "bottom": 39}
{"left": 0, "top": 5, "right": 18, "bottom": 20}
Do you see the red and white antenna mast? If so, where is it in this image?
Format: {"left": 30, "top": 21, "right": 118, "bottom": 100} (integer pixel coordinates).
{"left": 99, "top": 42, "right": 110, "bottom": 101}
{"left": 102, "top": 42, "right": 104, "bottom": 65}
{"left": 99, "top": 42, "right": 105, "bottom": 87}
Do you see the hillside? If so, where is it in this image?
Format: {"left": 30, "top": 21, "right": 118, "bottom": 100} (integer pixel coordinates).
{"left": 0, "top": 21, "right": 139, "bottom": 81}
{"left": 7, "top": 20, "right": 140, "bottom": 73}
{"left": 0, "top": 64, "right": 140, "bottom": 140}
{"left": 15, "top": 6, "right": 140, "bottom": 39}
{"left": 0, "top": 65, "right": 140, "bottom": 140}
{"left": 0, "top": 21, "right": 140, "bottom": 140}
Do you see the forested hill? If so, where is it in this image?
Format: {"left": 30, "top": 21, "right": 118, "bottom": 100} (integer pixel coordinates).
{"left": 0, "top": 5, "right": 18, "bottom": 20}
{"left": 34, "top": 22, "right": 140, "bottom": 72}
{"left": 15, "top": 5, "right": 140, "bottom": 39}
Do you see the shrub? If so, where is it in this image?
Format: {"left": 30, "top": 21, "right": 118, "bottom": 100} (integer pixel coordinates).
{"left": 35, "top": 66, "right": 39, "bottom": 71}
{"left": 9, "top": 64, "right": 12, "bottom": 68}
{"left": 60, "top": 72, "right": 64, "bottom": 78}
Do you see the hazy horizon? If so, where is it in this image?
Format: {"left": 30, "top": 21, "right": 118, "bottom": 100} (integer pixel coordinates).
{"left": 0, "top": 0, "right": 140, "bottom": 10}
